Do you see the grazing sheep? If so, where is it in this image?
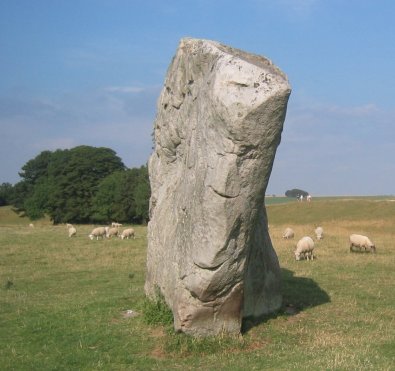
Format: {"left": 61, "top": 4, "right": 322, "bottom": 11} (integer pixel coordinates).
{"left": 106, "top": 227, "right": 119, "bottom": 238}
{"left": 89, "top": 227, "right": 107, "bottom": 240}
{"left": 111, "top": 222, "right": 122, "bottom": 228}
{"left": 349, "top": 234, "right": 376, "bottom": 253}
{"left": 283, "top": 227, "right": 294, "bottom": 239}
{"left": 68, "top": 226, "right": 77, "bottom": 237}
{"left": 315, "top": 226, "right": 324, "bottom": 240}
{"left": 120, "top": 228, "right": 135, "bottom": 240}
{"left": 295, "top": 236, "right": 315, "bottom": 261}
{"left": 29, "top": 223, "right": 34, "bottom": 228}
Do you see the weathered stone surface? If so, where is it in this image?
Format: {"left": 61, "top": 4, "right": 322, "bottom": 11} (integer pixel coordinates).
{"left": 145, "top": 38, "right": 291, "bottom": 336}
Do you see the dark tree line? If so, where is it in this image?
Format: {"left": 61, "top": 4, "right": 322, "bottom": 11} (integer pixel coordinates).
{"left": 3, "top": 146, "right": 150, "bottom": 224}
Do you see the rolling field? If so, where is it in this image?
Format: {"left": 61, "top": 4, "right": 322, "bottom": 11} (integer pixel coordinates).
{"left": 1, "top": 199, "right": 394, "bottom": 370}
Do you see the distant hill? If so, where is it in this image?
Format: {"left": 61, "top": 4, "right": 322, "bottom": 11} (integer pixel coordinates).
{"left": 267, "top": 197, "right": 395, "bottom": 225}
{"left": 0, "top": 205, "right": 50, "bottom": 226}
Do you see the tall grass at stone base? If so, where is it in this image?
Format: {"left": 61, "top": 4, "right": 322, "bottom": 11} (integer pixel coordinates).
{"left": 0, "top": 198, "right": 394, "bottom": 370}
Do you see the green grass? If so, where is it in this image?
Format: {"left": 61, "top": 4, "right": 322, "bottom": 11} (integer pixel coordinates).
{"left": 1, "top": 199, "right": 394, "bottom": 370}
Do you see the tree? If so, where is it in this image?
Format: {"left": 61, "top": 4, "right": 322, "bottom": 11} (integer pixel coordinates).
{"left": 91, "top": 165, "right": 150, "bottom": 224}
{"left": 12, "top": 150, "right": 56, "bottom": 215}
{"left": 0, "top": 182, "right": 14, "bottom": 206}
{"left": 10, "top": 180, "right": 32, "bottom": 214}
{"left": 285, "top": 188, "right": 309, "bottom": 198}
{"left": 23, "top": 179, "right": 53, "bottom": 219}
{"left": 18, "top": 150, "right": 52, "bottom": 184}
{"left": 134, "top": 166, "right": 150, "bottom": 224}
{"left": 91, "top": 171, "right": 127, "bottom": 223}
{"left": 12, "top": 146, "right": 125, "bottom": 223}
{"left": 46, "top": 146, "right": 125, "bottom": 223}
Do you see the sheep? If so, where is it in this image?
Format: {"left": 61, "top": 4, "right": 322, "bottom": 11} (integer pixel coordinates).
{"left": 106, "top": 227, "right": 119, "bottom": 238}
{"left": 283, "top": 227, "right": 294, "bottom": 240}
{"left": 89, "top": 227, "right": 107, "bottom": 240}
{"left": 295, "top": 236, "right": 315, "bottom": 261}
{"left": 314, "top": 226, "right": 324, "bottom": 240}
{"left": 111, "top": 222, "right": 122, "bottom": 228}
{"left": 29, "top": 223, "right": 34, "bottom": 228}
{"left": 120, "top": 228, "right": 135, "bottom": 240}
{"left": 68, "top": 226, "right": 77, "bottom": 237}
{"left": 349, "top": 234, "right": 376, "bottom": 253}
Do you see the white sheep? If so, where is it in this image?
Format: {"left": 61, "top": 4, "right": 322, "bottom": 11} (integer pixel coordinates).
{"left": 29, "top": 223, "right": 34, "bottom": 228}
{"left": 349, "top": 234, "right": 376, "bottom": 253}
{"left": 295, "top": 236, "right": 315, "bottom": 261}
{"left": 282, "top": 227, "right": 294, "bottom": 239}
{"left": 314, "top": 226, "right": 324, "bottom": 240}
{"left": 106, "top": 227, "right": 119, "bottom": 238}
{"left": 89, "top": 227, "right": 107, "bottom": 240}
{"left": 120, "top": 228, "right": 135, "bottom": 240}
{"left": 68, "top": 226, "right": 77, "bottom": 237}
{"left": 111, "top": 222, "right": 122, "bottom": 228}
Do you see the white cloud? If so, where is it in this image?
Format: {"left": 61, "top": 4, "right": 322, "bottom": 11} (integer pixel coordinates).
{"left": 279, "top": 0, "right": 318, "bottom": 16}
{"left": 254, "top": 0, "right": 319, "bottom": 20}
{"left": 105, "top": 86, "right": 146, "bottom": 94}
{"left": 61, "top": 39, "right": 134, "bottom": 68}
{"left": 32, "top": 138, "right": 78, "bottom": 152}
{"left": 0, "top": 85, "right": 160, "bottom": 183}
{"left": 267, "top": 97, "right": 395, "bottom": 195}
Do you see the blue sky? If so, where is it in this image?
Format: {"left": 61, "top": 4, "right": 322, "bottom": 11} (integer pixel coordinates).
{"left": 1, "top": 0, "right": 394, "bottom": 195}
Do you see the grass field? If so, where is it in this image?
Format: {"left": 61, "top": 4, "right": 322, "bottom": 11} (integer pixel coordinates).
{"left": 1, "top": 198, "right": 394, "bottom": 370}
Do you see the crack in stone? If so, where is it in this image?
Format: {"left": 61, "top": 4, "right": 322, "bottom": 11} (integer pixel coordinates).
{"left": 208, "top": 185, "right": 240, "bottom": 199}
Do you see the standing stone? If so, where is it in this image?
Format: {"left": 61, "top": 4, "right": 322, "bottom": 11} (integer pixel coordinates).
{"left": 145, "top": 38, "right": 291, "bottom": 336}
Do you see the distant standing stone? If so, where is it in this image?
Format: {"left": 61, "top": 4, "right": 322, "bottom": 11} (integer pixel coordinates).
{"left": 145, "top": 38, "right": 291, "bottom": 336}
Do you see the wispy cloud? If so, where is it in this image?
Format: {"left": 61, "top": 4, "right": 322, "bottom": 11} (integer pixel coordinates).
{"left": 32, "top": 138, "right": 78, "bottom": 151}
{"left": 297, "top": 101, "right": 380, "bottom": 119}
{"left": 267, "top": 97, "right": 395, "bottom": 195}
{"left": 0, "top": 85, "right": 159, "bottom": 183}
{"left": 279, "top": 0, "right": 318, "bottom": 17}
{"left": 105, "top": 86, "right": 146, "bottom": 94}
{"left": 254, "top": 0, "right": 319, "bottom": 20}
{"left": 61, "top": 39, "right": 135, "bottom": 69}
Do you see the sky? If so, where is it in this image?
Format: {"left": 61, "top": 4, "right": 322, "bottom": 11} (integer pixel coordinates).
{"left": 1, "top": 0, "right": 394, "bottom": 196}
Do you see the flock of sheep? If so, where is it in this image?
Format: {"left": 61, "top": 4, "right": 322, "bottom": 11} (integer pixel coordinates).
{"left": 282, "top": 226, "right": 376, "bottom": 261}
{"left": 33, "top": 221, "right": 376, "bottom": 258}
{"left": 66, "top": 222, "right": 135, "bottom": 240}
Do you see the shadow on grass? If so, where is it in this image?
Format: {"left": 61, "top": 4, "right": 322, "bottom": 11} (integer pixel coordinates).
{"left": 242, "top": 268, "right": 330, "bottom": 333}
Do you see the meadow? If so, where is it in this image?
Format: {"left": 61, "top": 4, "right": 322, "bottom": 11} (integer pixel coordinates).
{"left": 1, "top": 198, "right": 394, "bottom": 370}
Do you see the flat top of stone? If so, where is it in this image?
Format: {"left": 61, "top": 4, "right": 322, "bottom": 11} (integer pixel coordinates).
{"left": 180, "top": 37, "right": 288, "bottom": 81}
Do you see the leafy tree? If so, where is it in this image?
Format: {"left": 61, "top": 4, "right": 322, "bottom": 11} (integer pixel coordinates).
{"left": 285, "top": 188, "right": 309, "bottom": 198}
{"left": 91, "top": 166, "right": 150, "bottom": 224}
{"left": 46, "top": 146, "right": 125, "bottom": 223}
{"left": 12, "top": 146, "right": 125, "bottom": 223}
{"left": 91, "top": 171, "right": 126, "bottom": 223}
{"left": 134, "top": 166, "right": 150, "bottom": 223}
{"left": 12, "top": 150, "right": 55, "bottom": 214}
{"left": 18, "top": 150, "right": 52, "bottom": 184}
{"left": 23, "top": 179, "right": 53, "bottom": 219}
{"left": 10, "top": 180, "right": 33, "bottom": 213}
{"left": 0, "top": 182, "right": 14, "bottom": 206}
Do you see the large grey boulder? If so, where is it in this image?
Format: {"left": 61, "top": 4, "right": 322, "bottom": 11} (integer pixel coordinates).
{"left": 145, "top": 38, "right": 291, "bottom": 336}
